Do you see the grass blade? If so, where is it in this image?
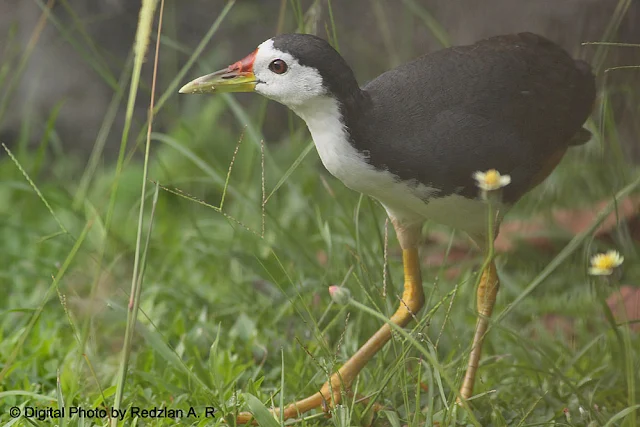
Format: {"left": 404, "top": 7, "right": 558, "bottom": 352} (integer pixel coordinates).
{"left": 243, "top": 393, "right": 281, "bottom": 427}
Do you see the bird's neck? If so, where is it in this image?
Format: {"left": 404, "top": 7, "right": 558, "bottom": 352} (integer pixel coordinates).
{"left": 291, "top": 93, "right": 370, "bottom": 186}
{"left": 292, "top": 91, "right": 366, "bottom": 146}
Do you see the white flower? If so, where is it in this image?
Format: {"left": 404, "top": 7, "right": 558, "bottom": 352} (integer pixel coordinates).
{"left": 473, "top": 169, "right": 511, "bottom": 191}
{"left": 589, "top": 250, "right": 624, "bottom": 276}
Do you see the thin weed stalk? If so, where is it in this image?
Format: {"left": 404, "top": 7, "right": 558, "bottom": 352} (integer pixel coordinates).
{"left": 112, "top": 0, "right": 163, "bottom": 420}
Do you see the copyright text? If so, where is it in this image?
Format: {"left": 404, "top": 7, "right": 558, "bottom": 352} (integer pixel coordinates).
{"left": 9, "top": 406, "right": 217, "bottom": 421}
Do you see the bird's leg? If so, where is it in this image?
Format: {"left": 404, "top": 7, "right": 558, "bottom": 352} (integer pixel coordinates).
{"left": 236, "top": 223, "right": 423, "bottom": 424}
{"left": 459, "top": 259, "right": 499, "bottom": 400}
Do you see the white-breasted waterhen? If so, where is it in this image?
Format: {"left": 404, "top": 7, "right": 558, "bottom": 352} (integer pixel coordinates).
{"left": 180, "top": 32, "right": 595, "bottom": 421}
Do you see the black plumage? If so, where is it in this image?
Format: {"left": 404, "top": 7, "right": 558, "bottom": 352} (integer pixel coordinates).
{"left": 273, "top": 32, "right": 595, "bottom": 204}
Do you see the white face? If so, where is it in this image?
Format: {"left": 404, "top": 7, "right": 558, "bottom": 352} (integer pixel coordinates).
{"left": 253, "top": 39, "right": 327, "bottom": 109}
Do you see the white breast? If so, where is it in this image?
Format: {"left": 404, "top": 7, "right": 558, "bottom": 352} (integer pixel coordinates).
{"left": 293, "top": 97, "right": 414, "bottom": 195}
{"left": 292, "top": 96, "right": 489, "bottom": 237}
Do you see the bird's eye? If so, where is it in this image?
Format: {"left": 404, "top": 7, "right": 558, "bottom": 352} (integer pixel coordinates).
{"left": 268, "top": 59, "right": 288, "bottom": 74}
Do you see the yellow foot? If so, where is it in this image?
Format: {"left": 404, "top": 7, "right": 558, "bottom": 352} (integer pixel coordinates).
{"left": 235, "top": 380, "right": 342, "bottom": 424}
{"left": 458, "top": 260, "right": 499, "bottom": 402}
{"left": 236, "top": 247, "right": 424, "bottom": 424}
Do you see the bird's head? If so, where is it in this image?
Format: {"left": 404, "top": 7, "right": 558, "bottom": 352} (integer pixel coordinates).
{"left": 179, "top": 34, "right": 360, "bottom": 112}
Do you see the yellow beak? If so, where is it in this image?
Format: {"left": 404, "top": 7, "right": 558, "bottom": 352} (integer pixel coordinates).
{"left": 179, "top": 49, "right": 258, "bottom": 94}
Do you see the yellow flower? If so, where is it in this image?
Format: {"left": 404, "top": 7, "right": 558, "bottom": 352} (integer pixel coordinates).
{"left": 473, "top": 169, "right": 511, "bottom": 191}
{"left": 589, "top": 250, "right": 624, "bottom": 276}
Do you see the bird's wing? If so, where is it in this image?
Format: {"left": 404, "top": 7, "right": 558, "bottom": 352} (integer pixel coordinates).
{"left": 353, "top": 33, "right": 594, "bottom": 203}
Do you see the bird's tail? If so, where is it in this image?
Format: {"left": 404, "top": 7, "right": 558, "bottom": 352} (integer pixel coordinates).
{"left": 569, "top": 59, "right": 595, "bottom": 146}
{"left": 574, "top": 59, "right": 593, "bottom": 77}
{"left": 569, "top": 127, "right": 592, "bottom": 146}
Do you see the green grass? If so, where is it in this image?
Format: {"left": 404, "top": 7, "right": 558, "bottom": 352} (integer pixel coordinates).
{"left": 1, "top": 1, "right": 640, "bottom": 426}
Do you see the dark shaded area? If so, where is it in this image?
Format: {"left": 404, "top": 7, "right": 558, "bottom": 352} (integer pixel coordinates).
{"left": 0, "top": 0, "right": 638, "bottom": 160}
